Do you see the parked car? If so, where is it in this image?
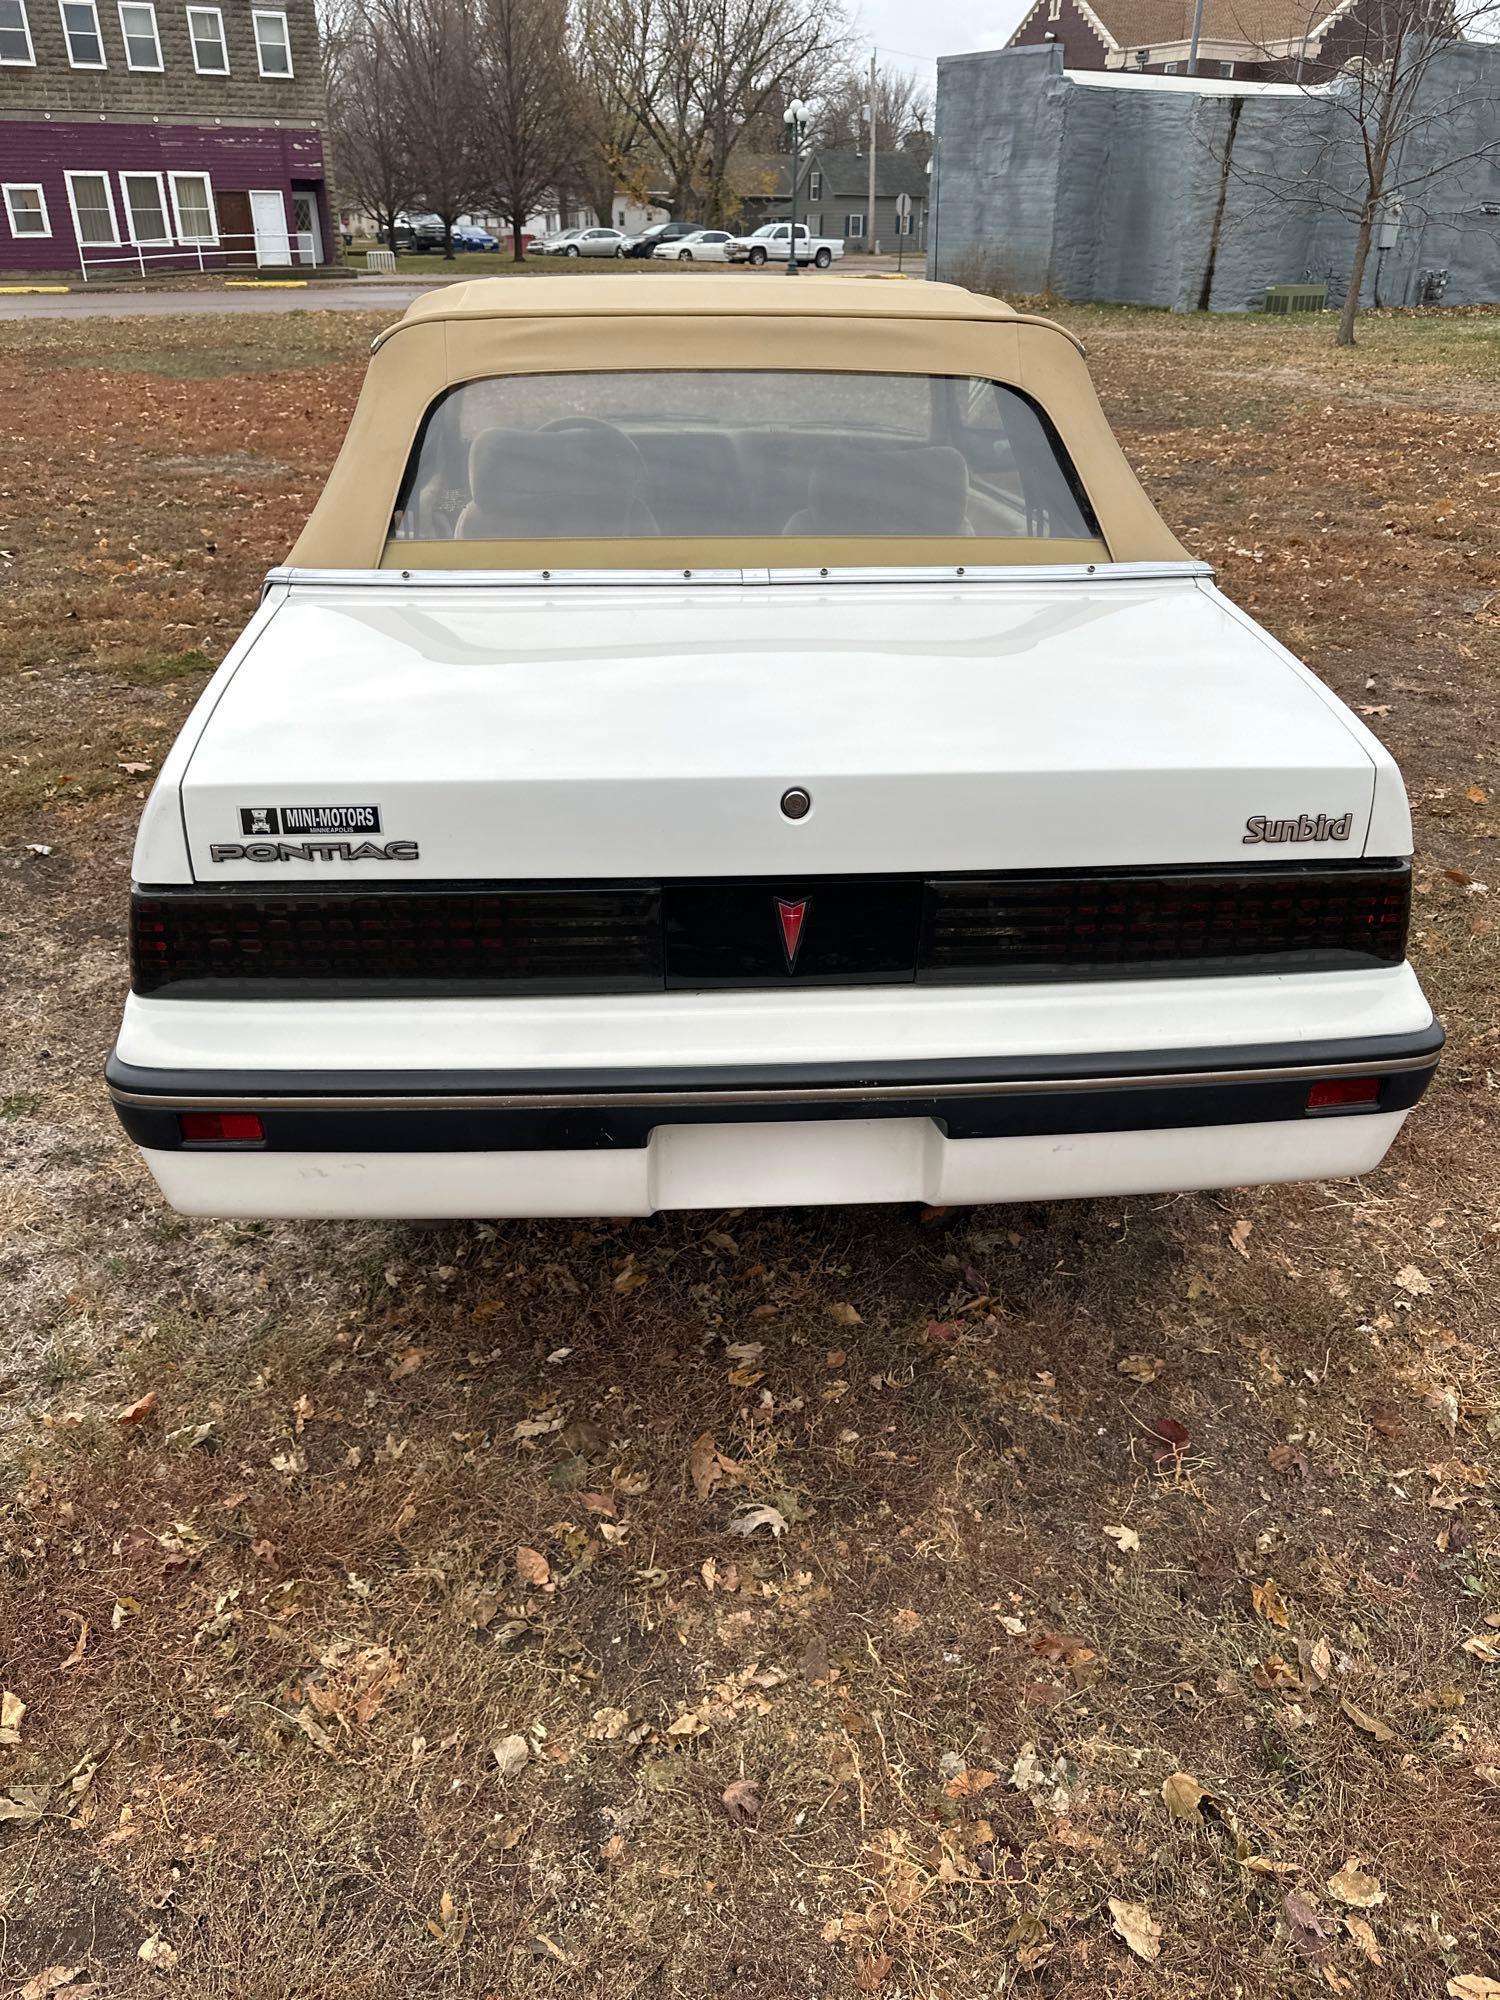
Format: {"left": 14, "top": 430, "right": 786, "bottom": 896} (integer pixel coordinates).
{"left": 450, "top": 224, "right": 499, "bottom": 252}
{"left": 556, "top": 226, "right": 628, "bottom": 257}
{"left": 394, "top": 212, "right": 447, "bottom": 254}
{"left": 530, "top": 227, "right": 582, "bottom": 255}
{"left": 623, "top": 221, "right": 699, "bottom": 259}
{"left": 109, "top": 273, "right": 1440, "bottom": 1221}
{"left": 651, "top": 228, "right": 735, "bottom": 262}
{"left": 725, "top": 221, "right": 843, "bottom": 267}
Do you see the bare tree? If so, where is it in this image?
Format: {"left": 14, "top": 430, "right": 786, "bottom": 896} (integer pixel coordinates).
{"left": 326, "top": 0, "right": 418, "bottom": 247}
{"left": 1218, "top": 0, "right": 1500, "bottom": 342}
{"left": 579, "top": 0, "right": 851, "bottom": 221}
{"left": 371, "top": 0, "right": 488, "bottom": 258}
{"left": 812, "top": 61, "right": 930, "bottom": 152}
{"left": 482, "top": 0, "right": 581, "bottom": 257}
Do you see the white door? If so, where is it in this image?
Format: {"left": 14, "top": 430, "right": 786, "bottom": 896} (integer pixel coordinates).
{"left": 290, "top": 192, "right": 323, "bottom": 265}
{"left": 249, "top": 190, "right": 291, "bottom": 267}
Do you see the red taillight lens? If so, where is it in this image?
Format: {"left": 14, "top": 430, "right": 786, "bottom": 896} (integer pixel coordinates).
{"left": 1306, "top": 1077, "right": 1381, "bottom": 1111}
{"left": 179, "top": 1111, "right": 265, "bottom": 1144}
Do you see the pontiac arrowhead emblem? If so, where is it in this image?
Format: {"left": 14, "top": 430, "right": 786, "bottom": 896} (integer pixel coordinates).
{"left": 775, "top": 896, "right": 809, "bottom": 970}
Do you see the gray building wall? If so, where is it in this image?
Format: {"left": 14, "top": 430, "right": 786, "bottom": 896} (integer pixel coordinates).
{"left": 928, "top": 41, "right": 1500, "bottom": 310}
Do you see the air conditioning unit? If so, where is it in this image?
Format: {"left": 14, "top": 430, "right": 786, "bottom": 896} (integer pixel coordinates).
{"left": 1264, "top": 282, "right": 1328, "bottom": 314}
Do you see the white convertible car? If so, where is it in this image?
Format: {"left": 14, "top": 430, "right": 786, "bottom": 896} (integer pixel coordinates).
{"left": 109, "top": 274, "right": 1440, "bottom": 1219}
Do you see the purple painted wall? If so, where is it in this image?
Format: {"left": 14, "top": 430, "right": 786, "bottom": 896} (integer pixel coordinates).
{"left": 0, "top": 121, "right": 326, "bottom": 273}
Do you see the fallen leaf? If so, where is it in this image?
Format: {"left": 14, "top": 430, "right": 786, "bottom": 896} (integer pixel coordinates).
{"left": 1301, "top": 1635, "right": 1333, "bottom": 1690}
{"left": 600, "top": 1833, "right": 627, "bottom": 1863}
{"left": 1254, "top": 1653, "right": 1302, "bottom": 1690}
{"left": 1284, "top": 1889, "right": 1334, "bottom": 1963}
{"left": 1326, "top": 1857, "right": 1385, "bottom": 1909}
{"left": 118, "top": 760, "right": 151, "bottom": 774}
{"left": 826, "top": 1302, "right": 863, "bottom": 1327}
{"left": 728, "top": 1504, "right": 788, "bottom": 1539}
{"left": 1161, "top": 1770, "right": 1205, "bottom": 1817}
{"left": 1466, "top": 784, "right": 1490, "bottom": 805}
{"left": 890, "top": 1606, "right": 922, "bottom": 1637}
{"left": 493, "top": 1734, "right": 530, "bottom": 1778}
{"left": 1463, "top": 1634, "right": 1500, "bottom": 1664}
{"left": 1145, "top": 1415, "right": 1190, "bottom": 1462}
{"left": 515, "top": 1546, "right": 550, "bottom": 1588}
{"left": 944, "top": 1766, "right": 999, "bottom": 1799}
{"left": 116, "top": 1390, "right": 158, "bottom": 1426}
{"left": 1251, "top": 1578, "right": 1291, "bottom": 1630}
{"left": 579, "top": 1490, "right": 616, "bottom": 1518}
{"left": 722, "top": 1777, "right": 762, "bottom": 1826}
{"left": 1395, "top": 1264, "right": 1434, "bottom": 1296}
{"left": 20, "top": 1969, "right": 89, "bottom": 2000}
{"left": 1229, "top": 1218, "right": 1253, "bottom": 1259}
{"left": 1103, "top": 1522, "right": 1141, "bottom": 1554}
{"left": 1108, "top": 1898, "right": 1162, "bottom": 1963}
{"left": 853, "top": 1953, "right": 893, "bottom": 1993}
{"left": 137, "top": 1934, "right": 178, "bottom": 1970}
{"left": 1343, "top": 1915, "right": 1384, "bottom": 1965}
{"left": 612, "top": 1258, "right": 649, "bottom": 1294}
{"left": 587, "top": 1706, "right": 631, "bottom": 1741}
{"left": 1117, "top": 1353, "right": 1164, "bottom": 1383}
{"left": 689, "top": 1432, "right": 723, "bottom": 1503}
{"left": 1340, "top": 1697, "right": 1396, "bottom": 1743}
{"left": 0, "top": 1782, "right": 51, "bottom": 1827}
{"left": 0, "top": 1690, "right": 26, "bottom": 1745}
{"left": 389, "top": 1346, "right": 428, "bottom": 1380}
{"left": 1450, "top": 1980, "right": 1500, "bottom": 2000}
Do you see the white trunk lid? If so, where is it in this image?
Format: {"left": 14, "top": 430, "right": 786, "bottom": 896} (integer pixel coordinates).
{"left": 179, "top": 576, "right": 1376, "bottom": 882}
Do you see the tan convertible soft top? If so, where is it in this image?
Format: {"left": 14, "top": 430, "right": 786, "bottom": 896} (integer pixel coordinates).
{"left": 290, "top": 274, "right": 1188, "bottom": 571}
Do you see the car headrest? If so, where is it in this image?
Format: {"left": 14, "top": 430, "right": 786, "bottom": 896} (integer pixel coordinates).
{"left": 797, "top": 442, "right": 971, "bottom": 535}
{"left": 462, "top": 424, "right": 656, "bottom": 537}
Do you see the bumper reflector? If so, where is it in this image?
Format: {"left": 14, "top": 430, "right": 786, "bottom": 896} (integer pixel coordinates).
{"left": 179, "top": 1111, "right": 265, "bottom": 1144}
{"left": 1306, "top": 1077, "right": 1381, "bottom": 1111}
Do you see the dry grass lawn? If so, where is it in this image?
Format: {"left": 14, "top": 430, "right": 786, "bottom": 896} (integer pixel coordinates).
{"left": 1, "top": 299, "right": 1498, "bottom": 2000}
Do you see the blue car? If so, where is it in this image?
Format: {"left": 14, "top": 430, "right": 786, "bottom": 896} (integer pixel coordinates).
{"left": 451, "top": 225, "right": 500, "bottom": 252}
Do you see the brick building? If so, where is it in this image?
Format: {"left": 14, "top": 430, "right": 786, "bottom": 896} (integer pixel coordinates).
{"left": 1006, "top": 0, "right": 1369, "bottom": 81}
{"left": 0, "top": 0, "right": 334, "bottom": 276}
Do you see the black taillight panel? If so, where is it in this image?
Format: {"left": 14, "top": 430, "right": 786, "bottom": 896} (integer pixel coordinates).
{"left": 131, "top": 862, "right": 1410, "bottom": 998}
{"left": 130, "top": 886, "right": 663, "bottom": 996}
{"left": 921, "top": 861, "right": 1411, "bottom": 982}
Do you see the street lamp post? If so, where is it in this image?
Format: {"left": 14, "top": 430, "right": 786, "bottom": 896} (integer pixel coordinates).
{"left": 783, "top": 97, "right": 808, "bottom": 274}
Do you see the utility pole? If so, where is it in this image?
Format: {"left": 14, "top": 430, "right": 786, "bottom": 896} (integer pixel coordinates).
{"left": 1186, "top": 0, "right": 1205, "bottom": 73}
{"left": 867, "top": 49, "right": 878, "bottom": 253}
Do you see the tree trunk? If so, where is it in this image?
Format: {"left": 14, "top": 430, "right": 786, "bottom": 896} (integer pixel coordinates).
{"left": 511, "top": 219, "right": 525, "bottom": 260}
{"left": 1337, "top": 205, "right": 1376, "bottom": 347}
{"left": 442, "top": 218, "right": 455, "bottom": 261}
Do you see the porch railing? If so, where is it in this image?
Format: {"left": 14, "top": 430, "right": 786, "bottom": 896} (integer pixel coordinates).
{"left": 77, "top": 228, "right": 320, "bottom": 282}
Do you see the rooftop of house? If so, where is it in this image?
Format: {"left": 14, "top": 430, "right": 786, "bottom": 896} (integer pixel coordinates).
{"left": 1028, "top": 0, "right": 1352, "bottom": 49}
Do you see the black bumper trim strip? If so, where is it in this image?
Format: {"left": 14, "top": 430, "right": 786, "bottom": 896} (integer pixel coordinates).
{"left": 107, "top": 1024, "right": 1442, "bottom": 1154}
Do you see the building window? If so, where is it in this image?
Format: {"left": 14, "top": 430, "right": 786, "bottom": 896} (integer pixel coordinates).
{"left": 1218, "top": 59, "right": 1235, "bottom": 75}
{"left": 1163, "top": 59, "right": 1178, "bottom": 70}
{"left": 58, "top": 0, "right": 104, "bottom": 65}
{"left": 1047, "top": 0, "right": 1061, "bottom": 18}
{"left": 2, "top": 181, "right": 50, "bottom": 235}
{"left": 120, "top": 170, "right": 171, "bottom": 244}
{"left": 0, "top": 0, "right": 36, "bottom": 64}
{"left": 843, "top": 212, "right": 865, "bottom": 239}
{"left": 117, "top": 0, "right": 159, "bottom": 64}
{"left": 64, "top": 169, "right": 120, "bottom": 246}
{"left": 252, "top": 7, "right": 290, "bottom": 74}
{"left": 186, "top": 3, "right": 227, "bottom": 71}
{"left": 808, "top": 169, "right": 821, "bottom": 200}
{"left": 169, "top": 170, "right": 217, "bottom": 242}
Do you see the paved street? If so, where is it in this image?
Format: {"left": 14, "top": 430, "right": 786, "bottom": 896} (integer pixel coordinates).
{"left": 0, "top": 281, "right": 429, "bottom": 319}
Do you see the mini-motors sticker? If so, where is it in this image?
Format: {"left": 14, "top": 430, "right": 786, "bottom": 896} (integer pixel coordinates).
{"left": 238, "top": 804, "right": 382, "bottom": 836}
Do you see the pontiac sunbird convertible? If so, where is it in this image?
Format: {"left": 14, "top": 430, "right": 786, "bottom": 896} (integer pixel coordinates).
{"left": 108, "top": 274, "right": 1441, "bottom": 1218}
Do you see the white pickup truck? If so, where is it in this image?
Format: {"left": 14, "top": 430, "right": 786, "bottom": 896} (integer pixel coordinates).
{"left": 725, "top": 222, "right": 844, "bottom": 267}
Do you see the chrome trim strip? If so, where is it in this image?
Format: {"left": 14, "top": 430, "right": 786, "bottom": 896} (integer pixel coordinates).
{"left": 110, "top": 1049, "right": 1434, "bottom": 1116}
{"left": 262, "top": 560, "right": 1214, "bottom": 592}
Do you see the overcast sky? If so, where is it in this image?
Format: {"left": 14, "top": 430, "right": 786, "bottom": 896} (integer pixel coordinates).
{"left": 847, "top": 0, "right": 1033, "bottom": 82}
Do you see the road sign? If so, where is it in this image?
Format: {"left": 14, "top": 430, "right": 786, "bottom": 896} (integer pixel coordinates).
{"left": 895, "top": 193, "right": 912, "bottom": 220}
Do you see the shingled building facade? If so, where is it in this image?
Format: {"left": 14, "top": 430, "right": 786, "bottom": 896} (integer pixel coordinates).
{"left": 0, "top": 0, "right": 333, "bottom": 276}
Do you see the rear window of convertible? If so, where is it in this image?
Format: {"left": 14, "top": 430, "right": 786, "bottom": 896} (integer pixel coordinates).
{"left": 390, "top": 371, "right": 1100, "bottom": 544}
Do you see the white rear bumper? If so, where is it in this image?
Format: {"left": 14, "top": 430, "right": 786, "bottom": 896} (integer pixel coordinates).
{"left": 137, "top": 1109, "right": 1412, "bottom": 1220}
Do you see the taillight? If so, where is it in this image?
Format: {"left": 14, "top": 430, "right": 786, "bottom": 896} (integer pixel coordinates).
{"left": 179, "top": 1112, "right": 264, "bottom": 1144}
{"left": 1306, "top": 1077, "right": 1381, "bottom": 1111}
